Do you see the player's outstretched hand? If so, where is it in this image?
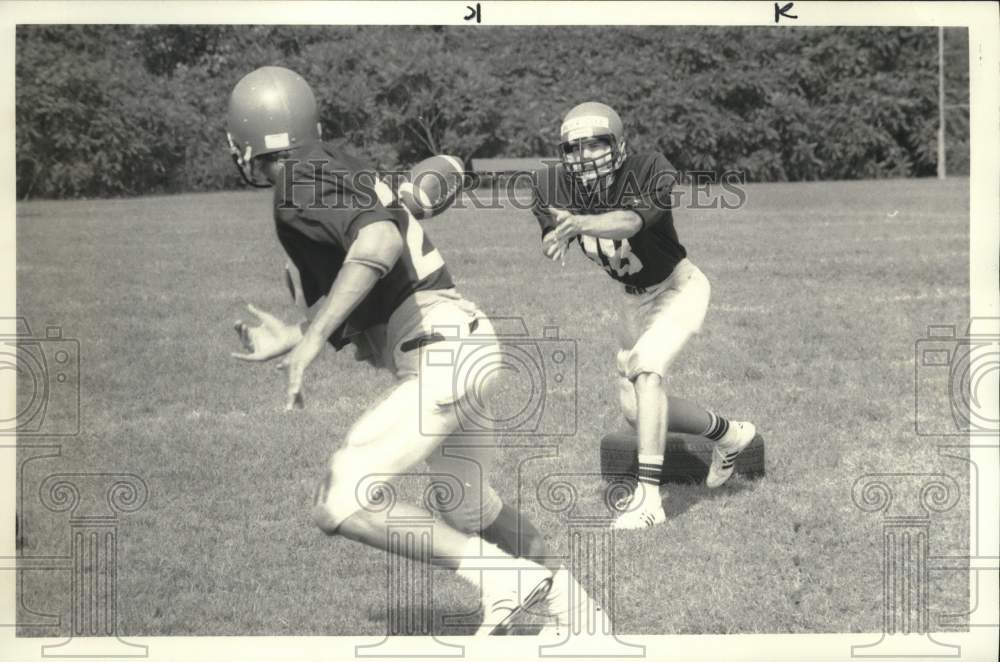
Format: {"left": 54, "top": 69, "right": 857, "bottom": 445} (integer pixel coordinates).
{"left": 277, "top": 332, "right": 324, "bottom": 411}
{"left": 542, "top": 231, "right": 568, "bottom": 266}
{"left": 232, "top": 304, "right": 302, "bottom": 362}
{"left": 548, "top": 206, "right": 573, "bottom": 223}
{"left": 550, "top": 207, "right": 583, "bottom": 244}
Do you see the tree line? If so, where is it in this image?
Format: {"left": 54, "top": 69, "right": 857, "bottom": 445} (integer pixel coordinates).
{"left": 16, "top": 26, "right": 969, "bottom": 199}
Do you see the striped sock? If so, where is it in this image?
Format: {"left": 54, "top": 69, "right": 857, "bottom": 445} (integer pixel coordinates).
{"left": 637, "top": 453, "right": 664, "bottom": 487}
{"left": 702, "top": 412, "right": 731, "bottom": 441}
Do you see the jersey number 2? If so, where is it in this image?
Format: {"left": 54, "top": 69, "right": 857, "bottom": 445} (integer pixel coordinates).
{"left": 405, "top": 218, "right": 444, "bottom": 280}
{"left": 579, "top": 235, "right": 643, "bottom": 277}
{"left": 374, "top": 179, "right": 444, "bottom": 281}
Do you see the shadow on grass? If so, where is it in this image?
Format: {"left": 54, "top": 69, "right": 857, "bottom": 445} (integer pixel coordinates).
{"left": 660, "top": 477, "right": 759, "bottom": 520}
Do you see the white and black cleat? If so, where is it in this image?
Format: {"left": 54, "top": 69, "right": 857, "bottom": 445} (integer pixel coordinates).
{"left": 706, "top": 422, "right": 759, "bottom": 489}
{"left": 476, "top": 573, "right": 554, "bottom": 636}
{"left": 610, "top": 489, "right": 666, "bottom": 530}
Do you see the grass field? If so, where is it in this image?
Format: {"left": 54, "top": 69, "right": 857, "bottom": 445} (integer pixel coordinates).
{"left": 15, "top": 177, "right": 971, "bottom": 636}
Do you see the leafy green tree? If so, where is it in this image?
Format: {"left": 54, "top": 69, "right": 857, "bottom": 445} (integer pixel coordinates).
{"left": 15, "top": 25, "right": 970, "bottom": 198}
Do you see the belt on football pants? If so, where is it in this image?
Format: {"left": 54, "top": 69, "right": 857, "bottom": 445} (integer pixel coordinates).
{"left": 399, "top": 318, "right": 480, "bottom": 353}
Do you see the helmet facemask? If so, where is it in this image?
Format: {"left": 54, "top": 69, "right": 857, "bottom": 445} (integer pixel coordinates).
{"left": 227, "top": 132, "right": 273, "bottom": 188}
{"left": 560, "top": 135, "right": 626, "bottom": 190}
{"left": 558, "top": 101, "right": 626, "bottom": 191}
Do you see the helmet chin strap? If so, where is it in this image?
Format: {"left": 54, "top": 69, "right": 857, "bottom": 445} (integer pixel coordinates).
{"left": 227, "top": 133, "right": 273, "bottom": 188}
{"left": 579, "top": 171, "right": 616, "bottom": 191}
{"left": 229, "top": 153, "right": 272, "bottom": 188}
{"left": 576, "top": 159, "right": 619, "bottom": 192}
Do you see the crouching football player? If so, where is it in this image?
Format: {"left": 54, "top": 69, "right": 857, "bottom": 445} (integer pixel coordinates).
{"left": 532, "top": 102, "right": 762, "bottom": 530}
{"left": 226, "top": 67, "right": 599, "bottom": 635}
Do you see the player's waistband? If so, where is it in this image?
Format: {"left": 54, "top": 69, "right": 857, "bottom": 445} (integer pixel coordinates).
{"left": 622, "top": 258, "right": 696, "bottom": 296}
{"left": 399, "top": 318, "right": 480, "bottom": 353}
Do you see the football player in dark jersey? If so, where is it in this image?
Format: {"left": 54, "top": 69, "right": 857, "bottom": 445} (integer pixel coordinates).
{"left": 532, "top": 102, "right": 761, "bottom": 530}
{"left": 226, "top": 67, "right": 599, "bottom": 635}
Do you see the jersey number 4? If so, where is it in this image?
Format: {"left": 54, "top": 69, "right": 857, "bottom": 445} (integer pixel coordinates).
{"left": 578, "top": 235, "right": 643, "bottom": 278}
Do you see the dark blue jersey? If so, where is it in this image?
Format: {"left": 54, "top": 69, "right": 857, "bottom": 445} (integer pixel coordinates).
{"left": 274, "top": 142, "right": 454, "bottom": 348}
{"left": 531, "top": 152, "right": 685, "bottom": 288}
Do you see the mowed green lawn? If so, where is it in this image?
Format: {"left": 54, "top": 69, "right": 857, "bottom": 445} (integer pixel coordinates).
{"left": 16, "top": 177, "right": 971, "bottom": 635}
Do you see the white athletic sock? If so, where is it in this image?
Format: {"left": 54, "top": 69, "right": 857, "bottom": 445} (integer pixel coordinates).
{"left": 637, "top": 453, "right": 663, "bottom": 495}
{"left": 702, "top": 411, "right": 731, "bottom": 441}
{"left": 717, "top": 420, "right": 753, "bottom": 446}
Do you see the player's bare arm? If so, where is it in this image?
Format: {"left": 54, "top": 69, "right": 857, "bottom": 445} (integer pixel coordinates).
{"left": 279, "top": 221, "right": 404, "bottom": 410}
{"left": 550, "top": 207, "right": 643, "bottom": 243}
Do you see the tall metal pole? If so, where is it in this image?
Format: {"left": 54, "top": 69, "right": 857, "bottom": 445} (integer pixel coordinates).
{"left": 938, "top": 27, "right": 946, "bottom": 180}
